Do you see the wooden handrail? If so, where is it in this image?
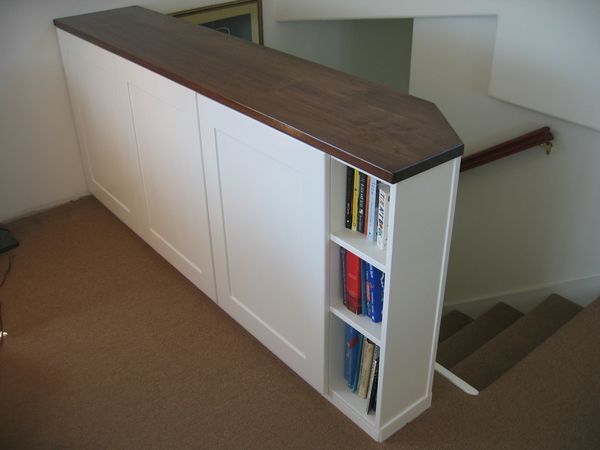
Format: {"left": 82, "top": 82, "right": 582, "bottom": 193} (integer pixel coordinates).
{"left": 461, "top": 127, "right": 553, "bottom": 172}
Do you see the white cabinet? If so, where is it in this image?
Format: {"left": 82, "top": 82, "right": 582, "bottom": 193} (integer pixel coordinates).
{"left": 57, "top": 25, "right": 460, "bottom": 442}
{"left": 57, "top": 30, "right": 144, "bottom": 232}
{"left": 197, "top": 95, "right": 328, "bottom": 392}
{"left": 57, "top": 30, "right": 216, "bottom": 300}
{"left": 121, "top": 60, "right": 216, "bottom": 300}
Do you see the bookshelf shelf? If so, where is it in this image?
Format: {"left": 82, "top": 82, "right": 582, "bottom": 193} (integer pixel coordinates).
{"left": 330, "top": 297, "right": 382, "bottom": 346}
{"left": 329, "top": 376, "right": 377, "bottom": 428}
{"left": 330, "top": 230, "right": 387, "bottom": 272}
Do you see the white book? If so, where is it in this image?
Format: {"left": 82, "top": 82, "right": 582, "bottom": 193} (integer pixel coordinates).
{"left": 376, "top": 184, "right": 390, "bottom": 249}
{"left": 366, "top": 177, "right": 378, "bottom": 241}
{"left": 357, "top": 339, "right": 375, "bottom": 398}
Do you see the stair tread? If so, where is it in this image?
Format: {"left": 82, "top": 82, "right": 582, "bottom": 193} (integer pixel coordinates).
{"left": 452, "top": 293, "right": 583, "bottom": 390}
{"left": 438, "top": 310, "right": 473, "bottom": 343}
{"left": 436, "top": 302, "right": 523, "bottom": 369}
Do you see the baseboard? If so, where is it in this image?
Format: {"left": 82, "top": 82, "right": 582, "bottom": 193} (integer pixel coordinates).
{"left": 2, "top": 192, "right": 90, "bottom": 224}
{"left": 444, "top": 274, "right": 600, "bottom": 318}
{"left": 379, "top": 394, "right": 431, "bottom": 441}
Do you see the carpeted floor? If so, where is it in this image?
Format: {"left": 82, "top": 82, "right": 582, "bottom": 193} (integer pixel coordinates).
{"left": 0, "top": 196, "right": 598, "bottom": 449}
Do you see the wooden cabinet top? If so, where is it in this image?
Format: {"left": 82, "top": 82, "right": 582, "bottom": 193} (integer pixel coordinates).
{"left": 54, "top": 6, "right": 463, "bottom": 183}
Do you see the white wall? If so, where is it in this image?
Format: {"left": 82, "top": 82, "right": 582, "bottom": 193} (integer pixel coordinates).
{"left": 338, "top": 19, "right": 412, "bottom": 93}
{"left": 409, "top": 16, "right": 600, "bottom": 305}
{"left": 0, "top": 0, "right": 352, "bottom": 222}
{"left": 263, "top": 13, "right": 413, "bottom": 93}
{"left": 276, "top": 0, "right": 600, "bottom": 131}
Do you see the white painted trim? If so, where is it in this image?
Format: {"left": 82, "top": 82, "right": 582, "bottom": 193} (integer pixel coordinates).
{"left": 326, "top": 391, "right": 379, "bottom": 441}
{"left": 445, "top": 273, "right": 600, "bottom": 318}
{"left": 434, "top": 363, "right": 479, "bottom": 396}
{"left": 378, "top": 395, "right": 432, "bottom": 441}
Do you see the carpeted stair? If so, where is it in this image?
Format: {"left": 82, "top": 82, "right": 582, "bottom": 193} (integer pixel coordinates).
{"left": 437, "top": 310, "right": 472, "bottom": 342}
{"left": 437, "top": 294, "right": 584, "bottom": 391}
{"left": 437, "top": 302, "right": 523, "bottom": 368}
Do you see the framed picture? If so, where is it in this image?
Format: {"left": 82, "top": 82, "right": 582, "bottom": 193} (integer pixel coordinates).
{"left": 171, "top": 0, "right": 263, "bottom": 45}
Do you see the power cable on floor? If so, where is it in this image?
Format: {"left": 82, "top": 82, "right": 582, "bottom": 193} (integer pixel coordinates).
{"left": 0, "top": 254, "right": 15, "bottom": 349}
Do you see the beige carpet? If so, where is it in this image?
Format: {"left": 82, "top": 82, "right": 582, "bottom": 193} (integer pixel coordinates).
{"left": 0, "top": 196, "right": 598, "bottom": 449}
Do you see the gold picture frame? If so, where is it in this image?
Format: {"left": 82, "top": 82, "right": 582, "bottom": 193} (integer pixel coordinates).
{"left": 171, "top": 0, "right": 263, "bottom": 45}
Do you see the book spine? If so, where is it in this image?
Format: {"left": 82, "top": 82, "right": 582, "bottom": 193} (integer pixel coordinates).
{"left": 368, "top": 264, "right": 384, "bottom": 323}
{"left": 367, "top": 177, "right": 378, "bottom": 240}
{"left": 345, "top": 166, "right": 354, "bottom": 229}
{"left": 367, "top": 346, "right": 380, "bottom": 413}
{"left": 351, "top": 169, "right": 360, "bottom": 231}
{"left": 363, "top": 176, "right": 370, "bottom": 235}
{"left": 351, "top": 334, "right": 364, "bottom": 392}
{"left": 376, "top": 184, "right": 390, "bottom": 249}
{"left": 360, "top": 260, "right": 368, "bottom": 315}
{"left": 344, "top": 324, "right": 361, "bottom": 386}
{"left": 366, "top": 262, "right": 373, "bottom": 319}
{"left": 357, "top": 172, "right": 367, "bottom": 233}
{"left": 357, "top": 340, "right": 375, "bottom": 398}
{"left": 340, "top": 247, "right": 347, "bottom": 308}
{"left": 345, "top": 251, "right": 362, "bottom": 314}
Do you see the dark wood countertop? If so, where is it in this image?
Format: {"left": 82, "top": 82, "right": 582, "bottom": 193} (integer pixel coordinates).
{"left": 54, "top": 6, "right": 463, "bottom": 183}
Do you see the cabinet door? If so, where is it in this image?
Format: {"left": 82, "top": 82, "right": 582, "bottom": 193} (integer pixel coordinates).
{"left": 57, "top": 30, "right": 144, "bottom": 232}
{"left": 197, "top": 95, "right": 327, "bottom": 391}
{"left": 121, "top": 60, "right": 216, "bottom": 301}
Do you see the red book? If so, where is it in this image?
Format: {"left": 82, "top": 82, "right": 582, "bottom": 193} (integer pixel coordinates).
{"left": 345, "top": 251, "right": 362, "bottom": 314}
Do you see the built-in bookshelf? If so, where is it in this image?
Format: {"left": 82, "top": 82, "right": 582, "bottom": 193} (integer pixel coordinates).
{"left": 328, "top": 158, "right": 389, "bottom": 436}
{"left": 327, "top": 156, "right": 461, "bottom": 441}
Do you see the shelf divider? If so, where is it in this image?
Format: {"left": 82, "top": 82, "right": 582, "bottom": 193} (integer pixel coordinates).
{"left": 330, "top": 297, "right": 382, "bottom": 346}
{"left": 330, "top": 229, "right": 387, "bottom": 272}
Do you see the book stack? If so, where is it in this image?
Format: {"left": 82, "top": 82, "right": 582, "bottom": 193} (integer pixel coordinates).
{"left": 345, "top": 167, "right": 391, "bottom": 250}
{"left": 340, "top": 248, "right": 384, "bottom": 323}
{"left": 344, "top": 324, "right": 380, "bottom": 413}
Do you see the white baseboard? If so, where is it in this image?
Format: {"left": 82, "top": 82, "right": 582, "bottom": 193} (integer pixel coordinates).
{"left": 444, "top": 274, "right": 600, "bottom": 318}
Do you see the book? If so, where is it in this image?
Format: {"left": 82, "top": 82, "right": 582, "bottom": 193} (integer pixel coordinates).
{"left": 344, "top": 324, "right": 363, "bottom": 389}
{"left": 344, "top": 251, "right": 362, "bottom": 314}
{"left": 360, "top": 260, "right": 368, "bottom": 315}
{"left": 367, "top": 264, "right": 384, "bottom": 323}
{"left": 366, "top": 346, "right": 380, "bottom": 413}
{"left": 376, "top": 184, "right": 390, "bottom": 249}
{"left": 366, "top": 177, "right": 378, "bottom": 241}
{"left": 357, "top": 339, "right": 375, "bottom": 398}
{"left": 345, "top": 166, "right": 354, "bottom": 229}
{"left": 363, "top": 176, "right": 370, "bottom": 235}
{"left": 351, "top": 335, "right": 363, "bottom": 392}
{"left": 340, "top": 247, "right": 347, "bottom": 305}
{"left": 351, "top": 169, "right": 360, "bottom": 231}
{"left": 357, "top": 172, "right": 367, "bottom": 233}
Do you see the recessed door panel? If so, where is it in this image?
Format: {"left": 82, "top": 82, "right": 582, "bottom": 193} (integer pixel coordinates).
{"left": 198, "top": 95, "right": 327, "bottom": 391}
{"left": 125, "top": 62, "right": 216, "bottom": 300}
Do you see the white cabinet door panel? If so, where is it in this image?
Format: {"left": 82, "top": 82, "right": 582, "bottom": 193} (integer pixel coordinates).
{"left": 123, "top": 60, "right": 216, "bottom": 300}
{"left": 57, "top": 30, "right": 143, "bottom": 231}
{"left": 198, "top": 95, "right": 327, "bottom": 391}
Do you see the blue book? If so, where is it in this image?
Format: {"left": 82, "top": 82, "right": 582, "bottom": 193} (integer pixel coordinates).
{"left": 351, "top": 334, "right": 363, "bottom": 392}
{"left": 360, "top": 260, "right": 368, "bottom": 315}
{"left": 344, "top": 324, "right": 363, "bottom": 389}
{"left": 367, "top": 265, "right": 385, "bottom": 323}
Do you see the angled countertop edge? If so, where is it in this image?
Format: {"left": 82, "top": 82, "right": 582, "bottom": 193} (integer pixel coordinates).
{"left": 53, "top": 6, "right": 464, "bottom": 184}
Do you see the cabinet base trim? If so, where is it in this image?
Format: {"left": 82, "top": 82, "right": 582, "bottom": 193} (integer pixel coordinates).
{"left": 379, "top": 394, "right": 431, "bottom": 441}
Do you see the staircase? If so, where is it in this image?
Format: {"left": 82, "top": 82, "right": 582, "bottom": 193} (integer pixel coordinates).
{"left": 437, "top": 294, "right": 584, "bottom": 392}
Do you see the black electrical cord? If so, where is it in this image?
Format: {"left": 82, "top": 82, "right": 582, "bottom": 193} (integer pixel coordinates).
{"left": 0, "top": 254, "right": 15, "bottom": 349}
